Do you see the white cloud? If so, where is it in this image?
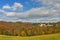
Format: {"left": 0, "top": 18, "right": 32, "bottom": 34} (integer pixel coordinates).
{"left": 3, "top": 4, "right": 59, "bottom": 22}
{"left": 2, "top": 2, "right": 23, "bottom": 11}
{"left": 19, "top": 8, "right": 58, "bottom": 19}
{"left": 3, "top": 5, "right": 11, "bottom": 9}
{"left": 0, "top": 1, "right": 60, "bottom": 22}
{"left": 12, "top": 2, "right": 23, "bottom": 10}
{"left": 0, "top": 10, "right": 5, "bottom": 13}
{"left": 5, "top": 7, "right": 59, "bottom": 21}
{"left": 0, "top": 19, "right": 4, "bottom": 21}
{"left": 5, "top": 12, "right": 16, "bottom": 16}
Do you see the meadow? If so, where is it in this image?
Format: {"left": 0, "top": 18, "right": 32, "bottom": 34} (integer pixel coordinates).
{"left": 0, "top": 33, "right": 60, "bottom": 40}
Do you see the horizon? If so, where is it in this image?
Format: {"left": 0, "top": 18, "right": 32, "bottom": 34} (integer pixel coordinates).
{"left": 0, "top": 20, "right": 59, "bottom": 23}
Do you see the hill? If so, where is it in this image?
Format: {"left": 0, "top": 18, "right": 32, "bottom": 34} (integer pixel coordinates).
{"left": 0, "top": 21, "right": 60, "bottom": 36}
{"left": 0, "top": 33, "right": 60, "bottom": 40}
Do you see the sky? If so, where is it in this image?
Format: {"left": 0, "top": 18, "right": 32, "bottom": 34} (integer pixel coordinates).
{"left": 0, "top": 0, "right": 60, "bottom": 23}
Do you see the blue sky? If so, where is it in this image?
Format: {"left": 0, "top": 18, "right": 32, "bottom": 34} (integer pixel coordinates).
{"left": 0, "top": 0, "right": 42, "bottom": 11}
{"left": 0, "top": 0, "right": 60, "bottom": 23}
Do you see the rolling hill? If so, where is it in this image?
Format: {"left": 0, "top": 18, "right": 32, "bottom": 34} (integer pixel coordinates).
{"left": 0, "top": 33, "right": 60, "bottom": 40}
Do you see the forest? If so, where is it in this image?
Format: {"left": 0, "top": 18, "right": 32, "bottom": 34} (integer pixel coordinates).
{"left": 0, "top": 21, "right": 60, "bottom": 36}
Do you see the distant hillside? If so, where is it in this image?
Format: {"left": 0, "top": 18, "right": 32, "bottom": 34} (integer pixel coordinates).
{"left": 0, "top": 21, "right": 60, "bottom": 36}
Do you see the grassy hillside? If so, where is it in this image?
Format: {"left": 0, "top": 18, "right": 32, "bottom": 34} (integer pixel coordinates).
{"left": 0, "top": 33, "right": 60, "bottom": 40}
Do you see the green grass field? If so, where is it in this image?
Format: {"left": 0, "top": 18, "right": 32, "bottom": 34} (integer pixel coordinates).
{"left": 0, "top": 33, "right": 60, "bottom": 40}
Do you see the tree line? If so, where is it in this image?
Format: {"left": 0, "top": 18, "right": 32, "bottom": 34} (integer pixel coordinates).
{"left": 0, "top": 21, "right": 60, "bottom": 36}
